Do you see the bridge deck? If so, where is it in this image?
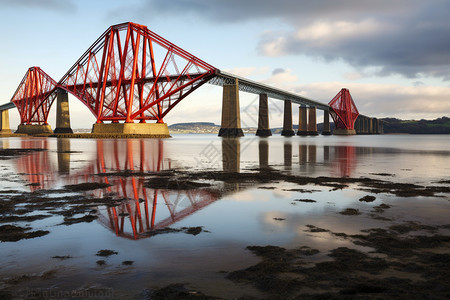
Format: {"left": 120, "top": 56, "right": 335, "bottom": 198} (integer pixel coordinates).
{"left": 209, "top": 70, "right": 330, "bottom": 111}
{"left": 0, "top": 102, "right": 15, "bottom": 111}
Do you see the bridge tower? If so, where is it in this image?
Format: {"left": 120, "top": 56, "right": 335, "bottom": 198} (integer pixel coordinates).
{"left": 11, "top": 67, "right": 56, "bottom": 134}
{"left": 57, "top": 22, "right": 217, "bottom": 136}
{"left": 329, "top": 88, "right": 359, "bottom": 135}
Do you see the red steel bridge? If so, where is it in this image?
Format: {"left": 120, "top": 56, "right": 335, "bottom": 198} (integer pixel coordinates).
{"left": 0, "top": 22, "right": 379, "bottom": 135}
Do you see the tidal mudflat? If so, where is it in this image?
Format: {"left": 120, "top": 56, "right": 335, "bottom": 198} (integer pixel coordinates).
{"left": 0, "top": 135, "right": 449, "bottom": 299}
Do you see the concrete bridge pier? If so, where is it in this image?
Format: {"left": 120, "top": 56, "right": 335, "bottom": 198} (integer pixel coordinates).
{"left": 361, "top": 117, "right": 368, "bottom": 134}
{"left": 0, "top": 110, "right": 12, "bottom": 135}
{"left": 354, "top": 116, "right": 361, "bottom": 134}
{"left": 16, "top": 123, "right": 53, "bottom": 135}
{"left": 54, "top": 88, "right": 73, "bottom": 134}
{"left": 373, "top": 118, "right": 379, "bottom": 134}
{"left": 322, "top": 109, "right": 331, "bottom": 135}
{"left": 255, "top": 94, "right": 271, "bottom": 137}
{"left": 281, "top": 100, "right": 295, "bottom": 136}
{"left": 365, "top": 117, "right": 370, "bottom": 134}
{"left": 296, "top": 105, "right": 308, "bottom": 136}
{"left": 219, "top": 79, "right": 244, "bottom": 137}
{"left": 307, "top": 107, "right": 318, "bottom": 136}
{"left": 368, "top": 118, "right": 373, "bottom": 134}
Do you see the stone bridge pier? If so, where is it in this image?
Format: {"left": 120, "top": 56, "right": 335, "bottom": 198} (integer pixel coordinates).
{"left": 354, "top": 115, "right": 382, "bottom": 134}
{"left": 0, "top": 110, "right": 12, "bottom": 135}
{"left": 54, "top": 88, "right": 73, "bottom": 134}
{"left": 218, "top": 79, "right": 244, "bottom": 137}
{"left": 218, "top": 80, "right": 334, "bottom": 137}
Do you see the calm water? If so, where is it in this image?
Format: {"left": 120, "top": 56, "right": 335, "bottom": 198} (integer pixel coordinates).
{"left": 0, "top": 134, "right": 449, "bottom": 298}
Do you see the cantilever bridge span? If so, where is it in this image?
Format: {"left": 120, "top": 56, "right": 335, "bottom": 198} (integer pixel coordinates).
{"left": 0, "top": 22, "right": 382, "bottom": 136}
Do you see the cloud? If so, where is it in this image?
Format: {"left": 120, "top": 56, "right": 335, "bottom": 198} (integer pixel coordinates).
{"left": 139, "top": 0, "right": 409, "bottom": 23}
{"left": 343, "top": 72, "right": 364, "bottom": 81}
{"left": 255, "top": 2, "right": 450, "bottom": 81}
{"left": 127, "top": 1, "right": 450, "bottom": 81}
{"left": 2, "top": 0, "right": 76, "bottom": 12}
{"left": 272, "top": 68, "right": 285, "bottom": 76}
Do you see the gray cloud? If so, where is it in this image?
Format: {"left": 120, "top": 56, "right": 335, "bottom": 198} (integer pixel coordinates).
{"left": 129, "top": 0, "right": 450, "bottom": 81}
{"left": 2, "top": 0, "right": 76, "bottom": 12}
{"left": 272, "top": 68, "right": 286, "bottom": 76}
{"left": 146, "top": 0, "right": 409, "bottom": 23}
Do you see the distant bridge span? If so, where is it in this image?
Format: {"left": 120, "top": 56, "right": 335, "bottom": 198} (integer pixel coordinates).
{"left": 210, "top": 70, "right": 329, "bottom": 110}
{"left": 0, "top": 22, "right": 382, "bottom": 136}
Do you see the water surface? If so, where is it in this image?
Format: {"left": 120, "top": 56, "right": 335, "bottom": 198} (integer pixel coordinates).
{"left": 0, "top": 134, "right": 449, "bottom": 298}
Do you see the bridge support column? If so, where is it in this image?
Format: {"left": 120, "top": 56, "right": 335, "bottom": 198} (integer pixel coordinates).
{"left": 307, "top": 107, "right": 318, "bottom": 136}
{"left": 255, "top": 94, "right": 271, "bottom": 137}
{"left": 281, "top": 100, "right": 295, "bottom": 136}
{"left": 296, "top": 105, "right": 308, "bottom": 136}
{"left": 373, "top": 118, "right": 379, "bottom": 134}
{"left": 322, "top": 109, "right": 331, "bottom": 135}
{"left": 362, "top": 117, "right": 368, "bottom": 134}
{"left": 354, "top": 116, "right": 361, "bottom": 134}
{"left": 219, "top": 80, "right": 244, "bottom": 137}
{"left": 0, "top": 110, "right": 12, "bottom": 135}
{"left": 365, "top": 117, "right": 370, "bottom": 134}
{"left": 379, "top": 121, "right": 384, "bottom": 134}
{"left": 15, "top": 123, "right": 53, "bottom": 135}
{"left": 368, "top": 118, "right": 373, "bottom": 134}
{"left": 54, "top": 88, "right": 73, "bottom": 134}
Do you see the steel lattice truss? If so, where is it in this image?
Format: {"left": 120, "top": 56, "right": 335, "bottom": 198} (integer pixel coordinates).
{"left": 10, "top": 67, "right": 58, "bottom": 125}
{"left": 329, "top": 88, "right": 359, "bottom": 130}
{"left": 58, "top": 22, "right": 217, "bottom": 123}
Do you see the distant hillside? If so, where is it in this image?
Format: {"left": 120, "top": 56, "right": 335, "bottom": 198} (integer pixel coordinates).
{"left": 381, "top": 117, "right": 450, "bottom": 134}
{"left": 169, "top": 122, "right": 219, "bottom": 134}
{"left": 168, "top": 117, "right": 450, "bottom": 134}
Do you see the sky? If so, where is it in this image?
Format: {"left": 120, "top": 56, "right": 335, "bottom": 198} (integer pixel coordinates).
{"left": 0, "top": 0, "right": 449, "bottom": 129}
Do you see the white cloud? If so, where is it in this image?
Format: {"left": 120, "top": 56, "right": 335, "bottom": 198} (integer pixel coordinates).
{"left": 343, "top": 72, "right": 364, "bottom": 81}
{"left": 295, "top": 19, "right": 387, "bottom": 44}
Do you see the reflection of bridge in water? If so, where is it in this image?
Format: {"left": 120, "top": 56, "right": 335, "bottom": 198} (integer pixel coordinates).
{"left": 14, "top": 139, "right": 56, "bottom": 192}
{"left": 63, "top": 139, "right": 218, "bottom": 240}
{"left": 12, "top": 138, "right": 365, "bottom": 239}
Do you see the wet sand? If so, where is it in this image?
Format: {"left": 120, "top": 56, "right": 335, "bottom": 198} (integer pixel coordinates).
{"left": 0, "top": 144, "right": 449, "bottom": 299}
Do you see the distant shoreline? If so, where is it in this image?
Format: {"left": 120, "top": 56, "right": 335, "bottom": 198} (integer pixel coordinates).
{"left": 68, "top": 116, "right": 450, "bottom": 135}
